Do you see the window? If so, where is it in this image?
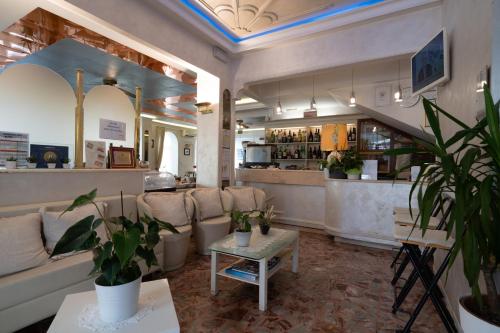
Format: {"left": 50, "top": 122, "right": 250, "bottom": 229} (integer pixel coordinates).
{"left": 159, "top": 131, "right": 179, "bottom": 175}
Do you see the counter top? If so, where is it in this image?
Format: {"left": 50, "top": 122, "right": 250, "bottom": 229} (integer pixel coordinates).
{"left": 0, "top": 168, "right": 150, "bottom": 173}
{"left": 325, "top": 178, "right": 414, "bottom": 185}
{"left": 235, "top": 168, "right": 325, "bottom": 186}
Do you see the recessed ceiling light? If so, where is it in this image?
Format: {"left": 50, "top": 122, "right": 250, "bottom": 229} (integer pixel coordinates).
{"left": 235, "top": 97, "right": 258, "bottom": 105}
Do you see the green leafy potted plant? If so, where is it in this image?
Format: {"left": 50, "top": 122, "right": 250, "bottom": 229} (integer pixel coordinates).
{"left": 46, "top": 155, "right": 57, "bottom": 169}
{"left": 61, "top": 157, "right": 71, "bottom": 169}
{"left": 387, "top": 86, "right": 500, "bottom": 332}
{"left": 5, "top": 156, "right": 17, "bottom": 169}
{"left": 258, "top": 205, "right": 276, "bottom": 235}
{"left": 26, "top": 156, "right": 37, "bottom": 169}
{"left": 342, "top": 149, "right": 364, "bottom": 180}
{"left": 327, "top": 150, "right": 347, "bottom": 179}
{"left": 51, "top": 189, "right": 178, "bottom": 323}
{"left": 231, "top": 210, "right": 252, "bottom": 246}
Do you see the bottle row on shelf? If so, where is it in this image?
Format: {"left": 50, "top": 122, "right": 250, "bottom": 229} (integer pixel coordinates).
{"left": 272, "top": 145, "right": 327, "bottom": 160}
{"left": 267, "top": 128, "right": 321, "bottom": 144}
{"left": 347, "top": 127, "right": 357, "bottom": 142}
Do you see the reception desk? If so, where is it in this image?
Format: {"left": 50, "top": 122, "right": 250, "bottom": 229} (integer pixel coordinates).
{"left": 235, "top": 168, "right": 416, "bottom": 248}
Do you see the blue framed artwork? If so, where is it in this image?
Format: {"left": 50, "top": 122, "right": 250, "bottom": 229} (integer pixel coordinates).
{"left": 30, "top": 144, "right": 69, "bottom": 168}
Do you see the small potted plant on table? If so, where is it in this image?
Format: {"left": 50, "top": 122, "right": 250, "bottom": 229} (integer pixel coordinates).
{"left": 46, "top": 156, "right": 57, "bottom": 169}
{"left": 232, "top": 210, "right": 252, "bottom": 247}
{"left": 5, "top": 156, "right": 17, "bottom": 169}
{"left": 258, "top": 205, "right": 275, "bottom": 235}
{"left": 61, "top": 157, "right": 71, "bottom": 169}
{"left": 343, "top": 149, "right": 364, "bottom": 180}
{"left": 51, "top": 189, "right": 179, "bottom": 323}
{"left": 26, "top": 156, "right": 37, "bottom": 169}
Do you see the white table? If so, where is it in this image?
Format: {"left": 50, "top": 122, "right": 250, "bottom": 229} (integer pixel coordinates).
{"left": 48, "top": 279, "right": 179, "bottom": 333}
{"left": 209, "top": 228, "right": 299, "bottom": 311}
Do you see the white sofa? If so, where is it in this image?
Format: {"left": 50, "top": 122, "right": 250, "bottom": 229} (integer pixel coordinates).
{"left": 0, "top": 195, "right": 164, "bottom": 333}
{"left": 137, "top": 192, "right": 193, "bottom": 271}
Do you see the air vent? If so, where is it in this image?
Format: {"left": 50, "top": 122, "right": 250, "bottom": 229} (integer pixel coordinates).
{"left": 213, "top": 46, "right": 229, "bottom": 63}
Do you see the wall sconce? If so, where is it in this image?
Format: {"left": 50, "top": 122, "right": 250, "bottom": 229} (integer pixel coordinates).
{"left": 195, "top": 102, "right": 213, "bottom": 114}
{"left": 476, "top": 66, "right": 489, "bottom": 92}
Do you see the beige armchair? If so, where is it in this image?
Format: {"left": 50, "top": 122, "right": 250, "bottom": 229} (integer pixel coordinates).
{"left": 137, "top": 192, "right": 193, "bottom": 271}
{"left": 187, "top": 188, "right": 233, "bottom": 255}
{"left": 225, "top": 186, "right": 267, "bottom": 212}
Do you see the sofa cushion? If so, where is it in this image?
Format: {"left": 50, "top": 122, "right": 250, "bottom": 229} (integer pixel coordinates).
{"left": 40, "top": 202, "right": 107, "bottom": 253}
{"left": 0, "top": 251, "right": 93, "bottom": 310}
{"left": 226, "top": 187, "right": 257, "bottom": 212}
{"left": 144, "top": 192, "right": 190, "bottom": 226}
{"left": 191, "top": 189, "right": 224, "bottom": 220}
{"left": 0, "top": 213, "right": 49, "bottom": 277}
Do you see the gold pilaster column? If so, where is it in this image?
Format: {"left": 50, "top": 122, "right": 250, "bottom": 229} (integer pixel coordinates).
{"left": 74, "top": 69, "right": 84, "bottom": 168}
{"left": 134, "top": 87, "right": 142, "bottom": 161}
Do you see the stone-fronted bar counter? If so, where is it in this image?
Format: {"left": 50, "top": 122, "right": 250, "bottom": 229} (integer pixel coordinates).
{"left": 236, "top": 168, "right": 416, "bottom": 248}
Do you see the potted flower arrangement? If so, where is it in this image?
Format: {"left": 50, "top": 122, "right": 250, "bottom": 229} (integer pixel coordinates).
{"left": 50, "top": 189, "right": 179, "bottom": 323}
{"left": 258, "top": 205, "right": 276, "bottom": 235}
{"left": 342, "top": 149, "right": 364, "bottom": 180}
{"left": 46, "top": 156, "right": 57, "bottom": 169}
{"left": 5, "top": 156, "right": 17, "bottom": 169}
{"left": 231, "top": 210, "right": 252, "bottom": 247}
{"left": 61, "top": 157, "right": 71, "bottom": 169}
{"left": 26, "top": 156, "right": 37, "bottom": 169}
{"left": 387, "top": 86, "right": 500, "bottom": 332}
{"left": 327, "top": 150, "right": 347, "bottom": 179}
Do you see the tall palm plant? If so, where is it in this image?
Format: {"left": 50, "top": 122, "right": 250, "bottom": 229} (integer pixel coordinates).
{"left": 387, "top": 86, "right": 500, "bottom": 323}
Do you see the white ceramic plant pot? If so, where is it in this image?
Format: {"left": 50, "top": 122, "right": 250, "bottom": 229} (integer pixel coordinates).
{"left": 459, "top": 296, "right": 500, "bottom": 333}
{"left": 27, "top": 162, "right": 37, "bottom": 169}
{"left": 5, "top": 161, "right": 16, "bottom": 169}
{"left": 95, "top": 276, "right": 141, "bottom": 323}
{"left": 63, "top": 163, "right": 70, "bottom": 169}
{"left": 347, "top": 173, "right": 361, "bottom": 180}
{"left": 47, "top": 163, "right": 56, "bottom": 169}
{"left": 235, "top": 230, "right": 252, "bottom": 247}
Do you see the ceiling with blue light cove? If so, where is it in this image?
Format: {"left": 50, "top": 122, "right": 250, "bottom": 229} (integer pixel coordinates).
{"left": 179, "top": 0, "right": 386, "bottom": 43}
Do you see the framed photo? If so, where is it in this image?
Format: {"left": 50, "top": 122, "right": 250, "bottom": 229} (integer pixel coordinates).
{"left": 375, "top": 85, "right": 392, "bottom": 107}
{"left": 110, "top": 147, "right": 135, "bottom": 168}
{"left": 30, "top": 144, "right": 68, "bottom": 168}
{"left": 85, "top": 140, "right": 106, "bottom": 169}
{"left": 184, "top": 148, "right": 191, "bottom": 156}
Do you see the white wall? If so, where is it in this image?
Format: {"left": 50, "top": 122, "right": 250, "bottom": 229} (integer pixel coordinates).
{"left": 435, "top": 0, "right": 494, "bottom": 320}
{"left": 83, "top": 85, "right": 135, "bottom": 154}
{"left": 0, "top": 64, "right": 76, "bottom": 158}
{"left": 233, "top": 4, "right": 442, "bottom": 93}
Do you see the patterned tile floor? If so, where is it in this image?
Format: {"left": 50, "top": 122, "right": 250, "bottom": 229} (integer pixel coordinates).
{"left": 161, "top": 229, "right": 448, "bottom": 333}
{"left": 18, "top": 228, "right": 449, "bottom": 333}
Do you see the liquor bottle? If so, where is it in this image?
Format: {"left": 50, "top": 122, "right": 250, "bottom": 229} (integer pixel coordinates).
{"left": 298, "top": 130, "right": 302, "bottom": 143}
{"left": 292, "top": 132, "right": 297, "bottom": 143}
{"left": 352, "top": 127, "right": 356, "bottom": 141}
{"left": 294, "top": 149, "right": 299, "bottom": 159}
{"left": 308, "top": 147, "right": 313, "bottom": 159}
{"left": 300, "top": 145, "right": 306, "bottom": 159}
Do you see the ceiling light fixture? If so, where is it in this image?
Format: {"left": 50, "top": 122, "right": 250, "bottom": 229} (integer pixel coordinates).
{"left": 140, "top": 113, "right": 157, "bottom": 119}
{"left": 349, "top": 68, "right": 356, "bottom": 107}
{"left": 394, "top": 60, "right": 403, "bottom": 103}
{"left": 310, "top": 76, "right": 317, "bottom": 110}
{"left": 276, "top": 81, "right": 283, "bottom": 115}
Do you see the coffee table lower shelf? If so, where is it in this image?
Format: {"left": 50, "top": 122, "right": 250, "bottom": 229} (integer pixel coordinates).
{"left": 216, "top": 248, "right": 292, "bottom": 285}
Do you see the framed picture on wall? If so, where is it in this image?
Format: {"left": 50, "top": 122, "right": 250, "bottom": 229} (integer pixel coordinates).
{"left": 110, "top": 147, "right": 135, "bottom": 168}
{"left": 184, "top": 148, "right": 191, "bottom": 156}
{"left": 375, "top": 85, "right": 392, "bottom": 107}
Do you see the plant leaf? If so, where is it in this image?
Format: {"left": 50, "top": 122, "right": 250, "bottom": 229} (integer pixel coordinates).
{"left": 50, "top": 215, "right": 96, "bottom": 257}
{"left": 112, "top": 227, "right": 141, "bottom": 268}
{"left": 60, "top": 189, "right": 97, "bottom": 216}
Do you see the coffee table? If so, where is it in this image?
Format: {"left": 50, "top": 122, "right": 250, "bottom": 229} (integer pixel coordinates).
{"left": 47, "top": 279, "right": 179, "bottom": 333}
{"left": 209, "top": 228, "right": 299, "bottom": 311}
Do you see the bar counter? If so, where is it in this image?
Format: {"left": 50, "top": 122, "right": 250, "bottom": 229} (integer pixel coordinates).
{"left": 235, "top": 168, "right": 416, "bottom": 247}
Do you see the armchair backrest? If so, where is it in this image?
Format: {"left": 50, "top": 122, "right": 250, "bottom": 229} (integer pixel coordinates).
{"left": 187, "top": 188, "right": 233, "bottom": 222}
{"left": 225, "top": 186, "right": 267, "bottom": 212}
{"left": 137, "top": 192, "right": 194, "bottom": 226}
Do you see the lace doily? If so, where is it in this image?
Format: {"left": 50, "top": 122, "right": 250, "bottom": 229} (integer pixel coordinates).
{"left": 220, "top": 228, "right": 289, "bottom": 254}
{"left": 78, "top": 295, "right": 154, "bottom": 332}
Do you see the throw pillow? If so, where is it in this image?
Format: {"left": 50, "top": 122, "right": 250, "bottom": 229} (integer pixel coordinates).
{"left": 226, "top": 187, "right": 257, "bottom": 212}
{"left": 143, "top": 192, "right": 190, "bottom": 226}
{"left": 0, "top": 213, "right": 49, "bottom": 277}
{"left": 191, "top": 189, "right": 224, "bottom": 220}
{"left": 40, "top": 202, "right": 107, "bottom": 253}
